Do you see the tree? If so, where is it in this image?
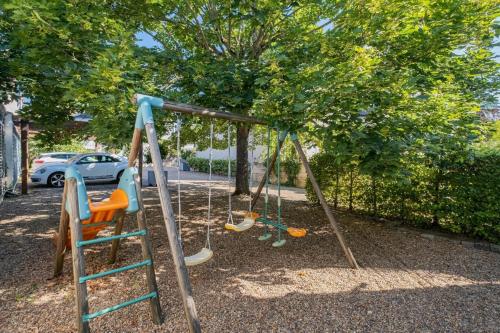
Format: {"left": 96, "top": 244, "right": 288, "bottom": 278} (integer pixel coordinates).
{"left": 258, "top": 1, "right": 498, "bottom": 168}
{"left": 132, "top": 1, "right": 326, "bottom": 194}
{"left": 2, "top": 0, "right": 498, "bottom": 201}
{"left": 1, "top": 0, "right": 147, "bottom": 147}
{"left": 0, "top": 12, "right": 16, "bottom": 103}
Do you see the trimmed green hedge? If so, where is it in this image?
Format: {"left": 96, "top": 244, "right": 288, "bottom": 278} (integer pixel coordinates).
{"left": 187, "top": 157, "right": 236, "bottom": 176}
{"left": 306, "top": 149, "right": 500, "bottom": 243}
{"left": 282, "top": 159, "right": 300, "bottom": 186}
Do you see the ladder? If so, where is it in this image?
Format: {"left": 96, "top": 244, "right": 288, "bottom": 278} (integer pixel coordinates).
{"left": 53, "top": 167, "right": 163, "bottom": 332}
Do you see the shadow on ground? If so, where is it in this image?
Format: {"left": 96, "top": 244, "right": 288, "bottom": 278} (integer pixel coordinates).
{"left": 0, "top": 181, "right": 498, "bottom": 332}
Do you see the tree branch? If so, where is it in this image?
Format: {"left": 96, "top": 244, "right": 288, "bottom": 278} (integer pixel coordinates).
{"left": 185, "top": 2, "right": 223, "bottom": 56}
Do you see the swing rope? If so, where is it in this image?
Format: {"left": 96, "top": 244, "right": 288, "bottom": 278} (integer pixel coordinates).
{"left": 175, "top": 114, "right": 183, "bottom": 242}
{"left": 227, "top": 123, "right": 234, "bottom": 225}
{"left": 262, "top": 127, "right": 271, "bottom": 235}
{"left": 276, "top": 128, "right": 283, "bottom": 242}
{"left": 205, "top": 121, "right": 214, "bottom": 250}
{"left": 248, "top": 129, "right": 254, "bottom": 213}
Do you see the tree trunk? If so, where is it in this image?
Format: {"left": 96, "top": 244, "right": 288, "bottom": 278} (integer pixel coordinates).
{"left": 234, "top": 124, "right": 249, "bottom": 195}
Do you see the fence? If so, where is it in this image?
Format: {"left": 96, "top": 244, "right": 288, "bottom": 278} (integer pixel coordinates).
{"left": 0, "top": 111, "right": 21, "bottom": 204}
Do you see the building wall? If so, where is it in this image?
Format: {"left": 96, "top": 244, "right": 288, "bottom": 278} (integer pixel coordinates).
{"left": 480, "top": 108, "right": 500, "bottom": 121}
{"left": 250, "top": 162, "right": 308, "bottom": 189}
{"left": 194, "top": 143, "right": 317, "bottom": 189}
{"left": 195, "top": 145, "right": 266, "bottom": 162}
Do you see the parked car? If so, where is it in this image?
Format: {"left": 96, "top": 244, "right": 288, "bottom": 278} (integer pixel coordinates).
{"left": 30, "top": 153, "right": 129, "bottom": 187}
{"left": 31, "top": 152, "right": 78, "bottom": 171}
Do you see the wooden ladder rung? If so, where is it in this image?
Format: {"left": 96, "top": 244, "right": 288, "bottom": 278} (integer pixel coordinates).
{"left": 79, "top": 259, "right": 152, "bottom": 283}
{"left": 82, "top": 292, "right": 158, "bottom": 322}
{"left": 76, "top": 229, "right": 146, "bottom": 247}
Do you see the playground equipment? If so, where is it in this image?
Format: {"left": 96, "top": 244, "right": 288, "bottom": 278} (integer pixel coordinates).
{"left": 175, "top": 117, "right": 214, "bottom": 266}
{"left": 133, "top": 94, "right": 358, "bottom": 332}
{"left": 53, "top": 166, "right": 162, "bottom": 333}
{"left": 52, "top": 93, "right": 358, "bottom": 333}
{"left": 255, "top": 128, "right": 307, "bottom": 247}
{"left": 224, "top": 124, "right": 259, "bottom": 232}
{"left": 129, "top": 94, "right": 359, "bottom": 332}
{"left": 223, "top": 126, "right": 306, "bottom": 244}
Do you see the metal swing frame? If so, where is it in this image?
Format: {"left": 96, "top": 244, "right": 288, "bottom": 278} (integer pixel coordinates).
{"left": 129, "top": 94, "right": 359, "bottom": 333}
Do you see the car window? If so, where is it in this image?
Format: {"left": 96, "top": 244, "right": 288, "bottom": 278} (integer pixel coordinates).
{"left": 78, "top": 155, "right": 100, "bottom": 164}
{"left": 101, "top": 156, "right": 119, "bottom": 163}
{"left": 67, "top": 156, "right": 79, "bottom": 163}
{"left": 52, "top": 154, "right": 67, "bottom": 159}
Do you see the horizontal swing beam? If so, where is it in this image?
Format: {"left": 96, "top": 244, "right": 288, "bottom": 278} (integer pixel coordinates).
{"left": 134, "top": 94, "right": 266, "bottom": 125}
{"left": 163, "top": 101, "right": 267, "bottom": 125}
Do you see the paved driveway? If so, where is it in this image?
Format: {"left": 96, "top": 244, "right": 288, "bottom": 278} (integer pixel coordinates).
{"left": 142, "top": 166, "right": 307, "bottom": 202}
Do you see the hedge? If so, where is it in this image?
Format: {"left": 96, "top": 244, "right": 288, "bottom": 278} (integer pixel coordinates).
{"left": 306, "top": 149, "right": 500, "bottom": 243}
{"left": 187, "top": 157, "right": 236, "bottom": 176}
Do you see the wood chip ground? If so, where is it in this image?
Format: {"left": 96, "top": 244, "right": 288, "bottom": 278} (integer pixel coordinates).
{"left": 0, "top": 182, "right": 499, "bottom": 332}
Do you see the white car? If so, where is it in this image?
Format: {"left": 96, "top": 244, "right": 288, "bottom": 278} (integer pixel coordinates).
{"left": 30, "top": 153, "right": 129, "bottom": 187}
{"left": 32, "top": 152, "right": 78, "bottom": 171}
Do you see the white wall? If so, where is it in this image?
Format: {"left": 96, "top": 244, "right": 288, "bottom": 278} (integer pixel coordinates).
{"left": 3, "top": 99, "right": 21, "bottom": 114}
{"left": 194, "top": 143, "right": 318, "bottom": 161}
{"left": 195, "top": 145, "right": 266, "bottom": 162}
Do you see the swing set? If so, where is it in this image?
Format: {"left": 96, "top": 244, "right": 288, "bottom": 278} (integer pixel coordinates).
{"left": 133, "top": 94, "right": 358, "bottom": 333}
{"left": 174, "top": 115, "right": 307, "bottom": 268}
{"left": 55, "top": 93, "right": 358, "bottom": 333}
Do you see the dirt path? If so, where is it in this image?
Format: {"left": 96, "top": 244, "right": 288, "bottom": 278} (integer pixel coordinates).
{"left": 0, "top": 182, "right": 499, "bottom": 332}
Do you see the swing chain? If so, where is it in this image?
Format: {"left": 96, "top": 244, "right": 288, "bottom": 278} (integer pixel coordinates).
{"left": 175, "top": 113, "right": 182, "bottom": 242}
{"left": 227, "top": 123, "right": 234, "bottom": 225}
{"left": 205, "top": 120, "right": 214, "bottom": 250}
{"left": 262, "top": 126, "right": 271, "bottom": 235}
{"left": 248, "top": 129, "right": 254, "bottom": 213}
{"left": 276, "top": 127, "right": 282, "bottom": 242}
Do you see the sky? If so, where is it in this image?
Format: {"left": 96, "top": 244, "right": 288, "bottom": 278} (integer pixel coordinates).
{"left": 136, "top": 32, "right": 162, "bottom": 48}
{"left": 135, "top": 31, "right": 499, "bottom": 62}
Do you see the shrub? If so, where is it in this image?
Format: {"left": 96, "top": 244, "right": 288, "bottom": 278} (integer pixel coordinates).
{"left": 187, "top": 157, "right": 236, "bottom": 176}
{"left": 306, "top": 149, "right": 500, "bottom": 243}
{"left": 282, "top": 159, "right": 300, "bottom": 186}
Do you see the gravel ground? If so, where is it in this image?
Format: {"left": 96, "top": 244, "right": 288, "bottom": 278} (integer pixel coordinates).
{"left": 0, "top": 181, "right": 499, "bottom": 333}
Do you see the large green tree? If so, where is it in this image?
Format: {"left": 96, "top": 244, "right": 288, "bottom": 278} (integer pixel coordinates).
{"left": 131, "top": 0, "right": 326, "bottom": 194}
{"left": 257, "top": 0, "right": 498, "bottom": 171}
{"left": 2, "top": 0, "right": 498, "bottom": 201}
{"left": 1, "top": 0, "right": 146, "bottom": 145}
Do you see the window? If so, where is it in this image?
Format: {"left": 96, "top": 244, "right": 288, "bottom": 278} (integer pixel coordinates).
{"left": 101, "top": 155, "right": 119, "bottom": 163}
{"left": 78, "top": 155, "right": 99, "bottom": 164}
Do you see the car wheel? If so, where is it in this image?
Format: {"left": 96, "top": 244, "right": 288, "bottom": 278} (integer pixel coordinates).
{"left": 48, "top": 172, "right": 65, "bottom": 188}
{"left": 116, "top": 170, "right": 124, "bottom": 183}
